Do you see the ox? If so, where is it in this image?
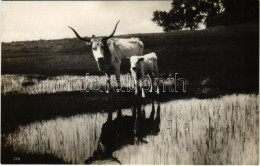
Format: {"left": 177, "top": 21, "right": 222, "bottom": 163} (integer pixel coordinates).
{"left": 129, "top": 52, "right": 159, "bottom": 98}
{"left": 68, "top": 21, "right": 144, "bottom": 91}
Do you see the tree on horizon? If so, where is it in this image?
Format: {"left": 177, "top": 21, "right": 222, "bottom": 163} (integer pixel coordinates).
{"left": 152, "top": 0, "right": 259, "bottom": 32}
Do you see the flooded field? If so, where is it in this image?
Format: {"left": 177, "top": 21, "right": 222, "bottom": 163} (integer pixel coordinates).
{"left": 2, "top": 94, "right": 258, "bottom": 164}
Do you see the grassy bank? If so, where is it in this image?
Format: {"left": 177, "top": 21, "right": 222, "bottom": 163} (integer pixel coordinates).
{"left": 2, "top": 22, "right": 259, "bottom": 91}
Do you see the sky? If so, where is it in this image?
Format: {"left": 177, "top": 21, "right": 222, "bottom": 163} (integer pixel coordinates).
{"left": 1, "top": 1, "right": 172, "bottom": 42}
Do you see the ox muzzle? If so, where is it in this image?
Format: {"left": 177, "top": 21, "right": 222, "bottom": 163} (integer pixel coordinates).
{"left": 97, "top": 58, "right": 105, "bottom": 71}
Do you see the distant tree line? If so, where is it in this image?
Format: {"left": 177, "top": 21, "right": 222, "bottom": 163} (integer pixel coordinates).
{"left": 152, "top": 0, "right": 259, "bottom": 31}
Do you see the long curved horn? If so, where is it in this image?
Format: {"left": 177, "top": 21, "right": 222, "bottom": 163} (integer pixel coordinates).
{"left": 102, "top": 20, "right": 120, "bottom": 41}
{"left": 68, "top": 26, "right": 91, "bottom": 42}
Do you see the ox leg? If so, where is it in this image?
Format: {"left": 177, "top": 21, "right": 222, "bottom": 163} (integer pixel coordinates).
{"left": 141, "top": 86, "right": 145, "bottom": 98}
{"left": 107, "top": 112, "right": 112, "bottom": 122}
{"left": 134, "top": 78, "right": 138, "bottom": 95}
{"left": 156, "top": 78, "right": 160, "bottom": 94}
{"left": 147, "top": 75, "right": 153, "bottom": 93}
{"left": 117, "top": 109, "right": 122, "bottom": 118}
{"left": 115, "top": 66, "right": 121, "bottom": 91}
{"left": 155, "top": 81, "right": 160, "bottom": 94}
{"left": 149, "top": 100, "right": 155, "bottom": 120}
{"left": 155, "top": 102, "right": 161, "bottom": 123}
{"left": 139, "top": 78, "right": 145, "bottom": 98}
{"left": 105, "top": 73, "right": 111, "bottom": 93}
{"left": 130, "top": 69, "right": 138, "bottom": 95}
{"left": 149, "top": 73, "right": 156, "bottom": 93}
{"left": 155, "top": 68, "right": 160, "bottom": 94}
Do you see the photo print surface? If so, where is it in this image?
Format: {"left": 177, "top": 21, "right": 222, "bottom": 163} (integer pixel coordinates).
{"left": 1, "top": 0, "right": 259, "bottom": 164}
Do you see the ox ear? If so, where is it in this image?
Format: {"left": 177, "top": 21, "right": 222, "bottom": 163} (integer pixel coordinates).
{"left": 86, "top": 42, "right": 92, "bottom": 47}
{"left": 125, "top": 57, "right": 130, "bottom": 62}
{"left": 138, "top": 57, "right": 144, "bottom": 62}
{"left": 100, "top": 42, "right": 104, "bottom": 47}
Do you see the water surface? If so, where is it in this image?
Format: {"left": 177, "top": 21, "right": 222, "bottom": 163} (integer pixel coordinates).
{"left": 3, "top": 94, "right": 258, "bottom": 164}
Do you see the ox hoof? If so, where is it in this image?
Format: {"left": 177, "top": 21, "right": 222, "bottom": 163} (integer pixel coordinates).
{"left": 141, "top": 91, "right": 145, "bottom": 98}
{"left": 156, "top": 87, "right": 160, "bottom": 94}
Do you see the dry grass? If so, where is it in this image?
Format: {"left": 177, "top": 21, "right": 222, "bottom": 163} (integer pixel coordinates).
{"left": 1, "top": 74, "right": 175, "bottom": 95}
{"left": 1, "top": 74, "right": 132, "bottom": 95}
{"left": 2, "top": 94, "right": 258, "bottom": 164}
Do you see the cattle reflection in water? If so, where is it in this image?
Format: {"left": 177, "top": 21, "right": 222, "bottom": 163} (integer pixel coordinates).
{"left": 85, "top": 101, "right": 160, "bottom": 164}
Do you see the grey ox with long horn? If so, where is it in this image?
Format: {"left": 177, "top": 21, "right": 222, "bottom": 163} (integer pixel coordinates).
{"left": 69, "top": 20, "right": 144, "bottom": 92}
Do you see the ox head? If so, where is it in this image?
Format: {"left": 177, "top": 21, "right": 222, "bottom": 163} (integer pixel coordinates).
{"left": 129, "top": 56, "right": 144, "bottom": 72}
{"left": 68, "top": 21, "right": 120, "bottom": 70}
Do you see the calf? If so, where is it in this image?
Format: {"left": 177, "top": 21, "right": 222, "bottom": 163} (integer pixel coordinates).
{"left": 129, "top": 52, "right": 159, "bottom": 98}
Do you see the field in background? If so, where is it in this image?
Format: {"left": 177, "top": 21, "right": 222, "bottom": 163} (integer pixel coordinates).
{"left": 1, "top": 22, "right": 259, "bottom": 92}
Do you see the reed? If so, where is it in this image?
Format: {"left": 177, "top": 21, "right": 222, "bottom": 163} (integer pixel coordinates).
{"left": 3, "top": 94, "right": 258, "bottom": 164}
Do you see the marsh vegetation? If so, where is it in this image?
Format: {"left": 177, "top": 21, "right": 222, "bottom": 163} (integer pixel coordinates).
{"left": 2, "top": 94, "right": 258, "bottom": 164}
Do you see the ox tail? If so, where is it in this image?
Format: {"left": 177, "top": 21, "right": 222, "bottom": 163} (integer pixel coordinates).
{"left": 138, "top": 41, "right": 144, "bottom": 56}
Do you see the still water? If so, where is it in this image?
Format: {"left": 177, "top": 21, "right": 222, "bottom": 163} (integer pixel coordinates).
{"left": 2, "top": 94, "right": 259, "bottom": 164}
